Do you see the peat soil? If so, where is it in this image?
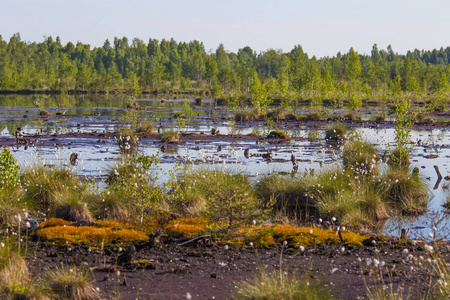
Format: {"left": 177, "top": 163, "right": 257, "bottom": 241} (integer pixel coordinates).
{"left": 28, "top": 237, "right": 449, "bottom": 300}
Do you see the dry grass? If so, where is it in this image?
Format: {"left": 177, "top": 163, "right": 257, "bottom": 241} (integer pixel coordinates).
{"left": 233, "top": 269, "right": 334, "bottom": 300}
{"left": 46, "top": 265, "right": 100, "bottom": 300}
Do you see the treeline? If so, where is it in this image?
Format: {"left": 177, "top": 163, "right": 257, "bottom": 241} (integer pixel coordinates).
{"left": 0, "top": 33, "right": 449, "bottom": 106}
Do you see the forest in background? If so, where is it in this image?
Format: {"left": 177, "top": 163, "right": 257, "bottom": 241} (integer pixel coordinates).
{"left": 1, "top": 33, "right": 450, "bottom": 109}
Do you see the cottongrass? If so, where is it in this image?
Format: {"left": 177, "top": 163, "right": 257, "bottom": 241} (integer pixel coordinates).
{"left": 0, "top": 187, "right": 24, "bottom": 226}
{"left": 21, "top": 165, "right": 84, "bottom": 213}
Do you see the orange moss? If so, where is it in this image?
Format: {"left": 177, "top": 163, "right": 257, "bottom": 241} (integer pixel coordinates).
{"left": 164, "top": 217, "right": 210, "bottom": 238}
{"left": 96, "top": 220, "right": 125, "bottom": 229}
{"left": 230, "top": 224, "right": 368, "bottom": 247}
{"left": 38, "top": 225, "right": 148, "bottom": 246}
{"left": 39, "top": 218, "right": 71, "bottom": 228}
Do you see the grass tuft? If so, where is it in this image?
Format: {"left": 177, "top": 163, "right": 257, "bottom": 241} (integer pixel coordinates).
{"left": 233, "top": 269, "right": 334, "bottom": 300}
{"left": 342, "top": 139, "right": 379, "bottom": 175}
{"left": 379, "top": 167, "right": 428, "bottom": 214}
{"left": 22, "top": 165, "right": 84, "bottom": 214}
{"left": 160, "top": 130, "right": 180, "bottom": 143}
{"left": 267, "top": 130, "right": 289, "bottom": 139}
{"left": 325, "top": 123, "right": 351, "bottom": 142}
{"left": 46, "top": 265, "right": 100, "bottom": 300}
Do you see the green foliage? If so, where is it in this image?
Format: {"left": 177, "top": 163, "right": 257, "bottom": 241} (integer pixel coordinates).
{"left": 393, "top": 96, "right": 413, "bottom": 166}
{"left": 105, "top": 154, "right": 165, "bottom": 223}
{"left": 250, "top": 72, "right": 272, "bottom": 111}
{"left": 0, "top": 147, "right": 20, "bottom": 189}
{"left": 0, "top": 187, "right": 24, "bottom": 226}
{"left": 0, "top": 34, "right": 449, "bottom": 104}
{"left": 21, "top": 165, "right": 85, "bottom": 214}
{"left": 378, "top": 167, "right": 428, "bottom": 214}
{"left": 174, "top": 169, "right": 264, "bottom": 229}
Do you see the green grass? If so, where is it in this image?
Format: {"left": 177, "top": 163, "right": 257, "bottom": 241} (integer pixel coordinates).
{"left": 173, "top": 169, "right": 261, "bottom": 228}
{"left": 256, "top": 169, "right": 350, "bottom": 219}
{"left": 233, "top": 270, "right": 334, "bottom": 300}
{"left": 378, "top": 167, "right": 428, "bottom": 214}
{"left": 53, "top": 190, "right": 93, "bottom": 222}
{"left": 0, "top": 187, "right": 24, "bottom": 226}
{"left": 21, "top": 165, "right": 84, "bottom": 214}
{"left": 342, "top": 139, "right": 380, "bottom": 175}
{"left": 316, "top": 183, "right": 389, "bottom": 230}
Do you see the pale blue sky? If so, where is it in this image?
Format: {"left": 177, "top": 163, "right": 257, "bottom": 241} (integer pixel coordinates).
{"left": 1, "top": 0, "right": 449, "bottom": 57}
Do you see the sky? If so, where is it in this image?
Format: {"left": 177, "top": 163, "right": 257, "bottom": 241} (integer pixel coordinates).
{"left": 1, "top": 0, "right": 450, "bottom": 58}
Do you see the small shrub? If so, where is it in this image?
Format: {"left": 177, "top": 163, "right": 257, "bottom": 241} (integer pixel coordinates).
{"left": 317, "top": 185, "right": 389, "bottom": 230}
{"left": 0, "top": 147, "right": 21, "bottom": 189}
{"left": 266, "top": 108, "right": 285, "bottom": 121}
{"left": 116, "top": 129, "right": 139, "bottom": 149}
{"left": 39, "top": 109, "right": 50, "bottom": 116}
{"left": 0, "top": 252, "right": 48, "bottom": 299}
{"left": 105, "top": 160, "right": 144, "bottom": 185}
{"left": 374, "top": 114, "right": 385, "bottom": 122}
{"left": 256, "top": 170, "right": 349, "bottom": 218}
{"left": 387, "top": 149, "right": 410, "bottom": 168}
{"left": 46, "top": 265, "right": 100, "bottom": 300}
{"left": 174, "top": 169, "right": 263, "bottom": 229}
{"left": 91, "top": 189, "right": 131, "bottom": 220}
{"left": 126, "top": 100, "right": 141, "bottom": 109}
{"left": 285, "top": 113, "right": 298, "bottom": 121}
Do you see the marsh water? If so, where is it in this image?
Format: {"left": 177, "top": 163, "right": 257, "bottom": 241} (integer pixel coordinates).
{"left": 1, "top": 94, "right": 450, "bottom": 239}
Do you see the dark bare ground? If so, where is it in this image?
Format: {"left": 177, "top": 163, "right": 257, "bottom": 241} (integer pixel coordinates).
{"left": 27, "top": 238, "right": 449, "bottom": 300}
